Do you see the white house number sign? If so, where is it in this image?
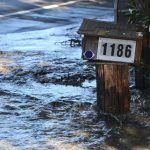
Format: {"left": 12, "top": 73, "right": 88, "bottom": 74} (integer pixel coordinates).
{"left": 97, "top": 38, "right": 136, "bottom": 63}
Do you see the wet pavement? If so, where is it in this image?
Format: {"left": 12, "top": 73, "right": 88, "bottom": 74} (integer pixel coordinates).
{"left": 0, "top": 0, "right": 150, "bottom": 150}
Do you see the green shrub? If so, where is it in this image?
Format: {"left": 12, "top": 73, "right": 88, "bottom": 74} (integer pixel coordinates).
{"left": 128, "top": 0, "right": 150, "bottom": 26}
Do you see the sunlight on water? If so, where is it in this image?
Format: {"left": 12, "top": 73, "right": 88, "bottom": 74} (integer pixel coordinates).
{"left": 0, "top": 65, "right": 9, "bottom": 74}
{"left": 46, "top": 139, "right": 86, "bottom": 150}
{"left": 72, "top": 130, "right": 90, "bottom": 138}
{"left": 0, "top": 140, "right": 16, "bottom": 150}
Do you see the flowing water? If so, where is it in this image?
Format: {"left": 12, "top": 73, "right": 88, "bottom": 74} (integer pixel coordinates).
{"left": 0, "top": 1, "right": 150, "bottom": 150}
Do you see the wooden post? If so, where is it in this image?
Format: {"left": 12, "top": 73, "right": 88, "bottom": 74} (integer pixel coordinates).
{"left": 115, "top": 0, "right": 129, "bottom": 23}
{"left": 96, "top": 64, "right": 129, "bottom": 113}
{"left": 78, "top": 0, "right": 145, "bottom": 114}
{"left": 96, "top": 0, "right": 130, "bottom": 114}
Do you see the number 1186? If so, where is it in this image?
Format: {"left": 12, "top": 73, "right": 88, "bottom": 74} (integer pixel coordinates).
{"left": 102, "top": 43, "right": 132, "bottom": 58}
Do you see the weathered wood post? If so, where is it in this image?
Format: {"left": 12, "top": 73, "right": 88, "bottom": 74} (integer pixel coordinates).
{"left": 96, "top": 0, "right": 129, "bottom": 113}
{"left": 78, "top": 0, "right": 146, "bottom": 114}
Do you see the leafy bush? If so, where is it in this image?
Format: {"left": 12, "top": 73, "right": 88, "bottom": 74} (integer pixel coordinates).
{"left": 128, "top": 0, "right": 150, "bottom": 26}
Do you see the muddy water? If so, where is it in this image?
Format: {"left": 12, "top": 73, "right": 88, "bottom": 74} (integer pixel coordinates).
{"left": 0, "top": 1, "right": 150, "bottom": 150}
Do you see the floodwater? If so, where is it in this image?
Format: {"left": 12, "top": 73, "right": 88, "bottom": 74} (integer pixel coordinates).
{"left": 0, "top": 1, "right": 150, "bottom": 150}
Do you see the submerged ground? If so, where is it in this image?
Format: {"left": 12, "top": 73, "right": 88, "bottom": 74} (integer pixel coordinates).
{"left": 0, "top": 0, "right": 149, "bottom": 150}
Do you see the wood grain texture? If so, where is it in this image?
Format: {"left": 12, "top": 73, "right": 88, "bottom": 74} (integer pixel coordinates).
{"left": 116, "top": 0, "right": 129, "bottom": 23}
{"left": 80, "top": 21, "right": 145, "bottom": 64}
{"left": 96, "top": 65, "right": 105, "bottom": 110}
{"left": 82, "top": 36, "right": 98, "bottom": 60}
{"left": 96, "top": 64, "right": 129, "bottom": 114}
{"left": 134, "top": 39, "right": 143, "bottom": 65}
{"left": 95, "top": 0, "right": 130, "bottom": 114}
{"left": 83, "top": 36, "right": 141, "bottom": 64}
{"left": 79, "top": 0, "right": 144, "bottom": 113}
{"left": 78, "top": 19, "right": 145, "bottom": 40}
